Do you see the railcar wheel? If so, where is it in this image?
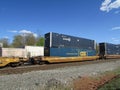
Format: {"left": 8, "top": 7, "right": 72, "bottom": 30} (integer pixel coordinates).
{"left": 39, "top": 61, "right": 45, "bottom": 65}
{"left": 30, "top": 58, "right": 35, "bottom": 64}
{"left": 10, "top": 63, "right": 17, "bottom": 67}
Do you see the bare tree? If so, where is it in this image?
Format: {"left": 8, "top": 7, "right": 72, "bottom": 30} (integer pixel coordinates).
{"left": 0, "top": 38, "right": 9, "bottom": 47}
{"left": 25, "top": 33, "right": 36, "bottom": 45}
{"left": 12, "top": 35, "right": 24, "bottom": 48}
{"left": 12, "top": 33, "right": 37, "bottom": 47}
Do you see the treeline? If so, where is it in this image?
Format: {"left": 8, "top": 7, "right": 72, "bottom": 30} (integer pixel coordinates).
{"left": 0, "top": 33, "right": 44, "bottom": 48}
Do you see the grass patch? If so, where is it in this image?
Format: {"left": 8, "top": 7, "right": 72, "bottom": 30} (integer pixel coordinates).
{"left": 98, "top": 75, "right": 120, "bottom": 90}
{"left": 98, "top": 67, "right": 120, "bottom": 90}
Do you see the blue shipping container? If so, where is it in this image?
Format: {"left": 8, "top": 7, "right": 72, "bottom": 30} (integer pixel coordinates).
{"left": 45, "top": 32, "right": 95, "bottom": 49}
{"left": 44, "top": 48, "right": 96, "bottom": 57}
{"left": 99, "top": 43, "right": 120, "bottom": 56}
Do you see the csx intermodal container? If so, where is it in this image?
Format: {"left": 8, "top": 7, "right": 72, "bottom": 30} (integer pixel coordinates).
{"left": 45, "top": 32, "right": 96, "bottom": 49}
{"left": 99, "top": 43, "right": 120, "bottom": 56}
{"left": 44, "top": 48, "right": 96, "bottom": 57}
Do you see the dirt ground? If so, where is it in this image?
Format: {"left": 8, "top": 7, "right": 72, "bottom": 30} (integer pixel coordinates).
{"left": 73, "top": 73, "right": 116, "bottom": 90}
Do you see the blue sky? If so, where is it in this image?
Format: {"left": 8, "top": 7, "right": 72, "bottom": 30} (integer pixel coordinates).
{"left": 0, "top": 0, "right": 120, "bottom": 44}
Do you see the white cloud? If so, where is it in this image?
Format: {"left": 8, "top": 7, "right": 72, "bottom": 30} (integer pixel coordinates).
{"left": 111, "top": 37, "right": 120, "bottom": 43}
{"left": 19, "top": 30, "right": 38, "bottom": 37}
{"left": 112, "top": 26, "right": 120, "bottom": 30}
{"left": 100, "top": 0, "right": 120, "bottom": 12}
{"left": 4, "top": 36, "right": 9, "bottom": 39}
{"left": 115, "top": 10, "right": 120, "bottom": 13}
{"left": 19, "top": 30, "right": 32, "bottom": 34}
{"left": 100, "top": 0, "right": 111, "bottom": 12}
{"left": 33, "top": 33, "right": 38, "bottom": 37}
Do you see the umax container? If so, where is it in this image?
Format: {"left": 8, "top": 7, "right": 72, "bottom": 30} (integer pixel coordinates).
{"left": 45, "top": 32, "right": 96, "bottom": 49}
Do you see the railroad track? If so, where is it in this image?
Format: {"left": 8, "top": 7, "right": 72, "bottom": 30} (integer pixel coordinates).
{"left": 0, "top": 59, "right": 119, "bottom": 75}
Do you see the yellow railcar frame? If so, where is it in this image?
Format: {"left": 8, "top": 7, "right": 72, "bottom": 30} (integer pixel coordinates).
{"left": 41, "top": 56, "right": 99, "bottom": 63}
{"left": 0, "top": 57, "right": 20, "bottom": 67}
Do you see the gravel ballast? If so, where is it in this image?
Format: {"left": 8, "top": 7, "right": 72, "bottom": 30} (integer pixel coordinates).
{"left": 0, "top": 60, "right": 120, "bottom": 90}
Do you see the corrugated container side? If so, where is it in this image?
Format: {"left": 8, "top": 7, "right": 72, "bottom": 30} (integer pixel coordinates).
{"left": 1, "top": 48, "right": 26, "bottom": 57}
{"left": 44, "top": 48, "right": 96, "bottom": 57}
{"left": 106, "top": 43, "right": 120, "bottom": 55}
{"left": 25, "top": 46, "right": 44, "bottom": 57}
{"left": 45, "top": 32, "right": 95, "bottom": 49}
